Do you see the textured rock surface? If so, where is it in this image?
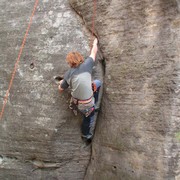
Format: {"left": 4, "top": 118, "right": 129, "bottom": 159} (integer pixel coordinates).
{"left": 0, "top": 0, "right": 180, "bottom": 180}
{"left": 0, "top": 0, "right": 103, "bottom": 179}
{"left": 70, "top": 0, "right": 180, "bottom": 180}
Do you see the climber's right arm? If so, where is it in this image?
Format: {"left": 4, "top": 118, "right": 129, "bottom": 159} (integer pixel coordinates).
{"left": 90, "top": 38, "right": 98, "bottom": 61}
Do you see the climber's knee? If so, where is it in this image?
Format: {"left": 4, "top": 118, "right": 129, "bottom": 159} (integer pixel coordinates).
{"left": 93, "top": 79, "right": 102, "bottom": 89}
{"left": 92, "top": 79, "right": 102, "bottom": 92}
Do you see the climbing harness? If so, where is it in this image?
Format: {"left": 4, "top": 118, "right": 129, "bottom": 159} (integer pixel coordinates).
{"left": 72, "top": 96, "right": 93, "bottom": 105}
{"left": 0, "top": 0, "right": 39, "bottom": 120}
{"left": 69, "top": 95, "right": 95, "bottom": 117}
{"left": 81, "top": 107, "right": 95, "bottom": 117}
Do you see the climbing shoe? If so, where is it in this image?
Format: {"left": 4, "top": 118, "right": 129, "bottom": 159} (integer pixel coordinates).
{"left": 81, "top": 134, "right": 93, "bottom": 145}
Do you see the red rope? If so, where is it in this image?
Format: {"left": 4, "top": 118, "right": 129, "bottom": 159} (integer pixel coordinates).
{"left": 0, "top": 0, "right": 39, "bottom": 120}
{"left": 90, "top": 0, "right": 97, "bottom": 49}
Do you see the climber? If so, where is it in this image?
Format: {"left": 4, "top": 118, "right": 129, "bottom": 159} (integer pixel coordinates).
{"left": 58, "top": 38, "right": 101, "bottom": 143}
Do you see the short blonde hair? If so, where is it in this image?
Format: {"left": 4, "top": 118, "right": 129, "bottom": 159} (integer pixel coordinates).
{"left": 66, "top": 52, "right": 84, "bottom": 68}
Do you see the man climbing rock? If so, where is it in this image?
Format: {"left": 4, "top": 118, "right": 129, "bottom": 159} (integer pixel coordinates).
{"left": 58, "top": 38, "right": 101, "bottom": 143}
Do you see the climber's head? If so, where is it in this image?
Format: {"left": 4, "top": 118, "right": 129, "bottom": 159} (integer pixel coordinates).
{"left": 66, "top": 52, "right": 84, "bottom": 68}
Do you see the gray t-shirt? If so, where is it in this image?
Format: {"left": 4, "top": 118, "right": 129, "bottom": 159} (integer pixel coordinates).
{"left": 61, "top": 57, "right": 94, "bottom": 100}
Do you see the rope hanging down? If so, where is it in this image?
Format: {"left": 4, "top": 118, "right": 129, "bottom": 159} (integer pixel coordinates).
{"left": 90, "top": 0, "right": 97, "bottom": 49}
{"left": 0, "top": 0, "right": 39, "bottom": 120}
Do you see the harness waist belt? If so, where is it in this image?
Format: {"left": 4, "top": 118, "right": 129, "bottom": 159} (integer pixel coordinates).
{"left": 73, "top": 96, "right": 93, "bottom": 104}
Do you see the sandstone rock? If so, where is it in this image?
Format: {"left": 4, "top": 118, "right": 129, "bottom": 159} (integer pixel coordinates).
{"left": 70, "top": 0, "right": 180, "bottom": 179}
{"left": 0, "top": 0, "right": 180, "bottom": 179}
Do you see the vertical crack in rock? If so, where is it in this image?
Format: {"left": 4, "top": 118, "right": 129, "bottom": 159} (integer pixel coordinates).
{"left": 69, "top": 2, "right": 106, "bottom": 179}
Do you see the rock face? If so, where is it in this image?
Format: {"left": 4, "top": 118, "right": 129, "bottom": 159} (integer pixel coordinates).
{"left": 0, "top": 0, "right": 179, "bottom": 180}
{"left": 0, "top": 0, "right": 103, "bottom": 179}
{"left": 70, "top": 0, "right": 180, "bottom": 180}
